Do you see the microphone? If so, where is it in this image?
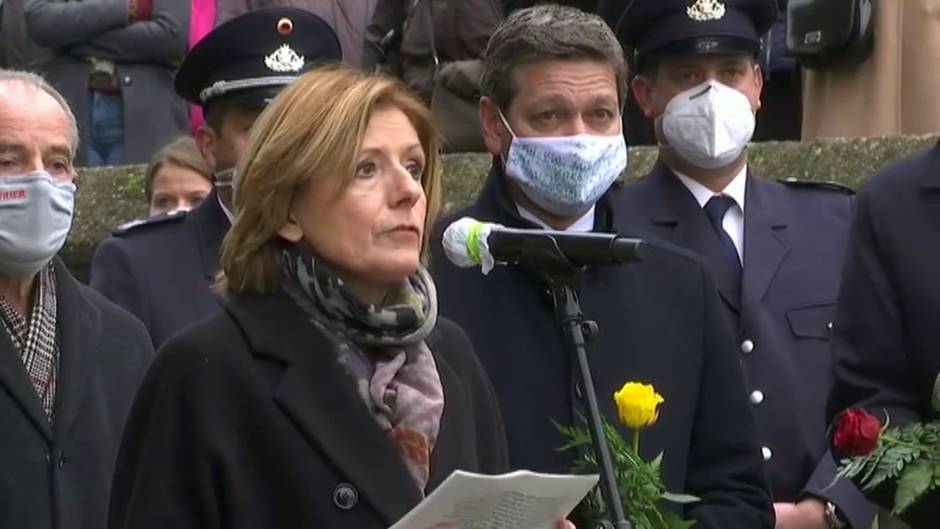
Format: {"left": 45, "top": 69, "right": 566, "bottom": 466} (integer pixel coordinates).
{"left": 442, "top": 217, "right": 645, "bottom": 274}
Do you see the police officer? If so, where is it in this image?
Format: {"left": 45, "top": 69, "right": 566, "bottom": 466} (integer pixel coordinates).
{"left": 89, "top": 7, "right": 342, "bottom": 348}
{"left": 607, "top": 1, "right": 876, "bottom": 529}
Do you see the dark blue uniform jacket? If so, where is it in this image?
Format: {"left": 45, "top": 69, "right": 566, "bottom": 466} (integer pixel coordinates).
{"left": 89, "top": 190, "right": 228, "bottom": 348}
{"left": 614, "top": 163, "right": 875, "bottom": 529}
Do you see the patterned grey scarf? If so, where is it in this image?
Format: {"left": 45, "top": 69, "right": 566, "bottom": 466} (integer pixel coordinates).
{"left": 281, "top": 246, "right": 444, "bottom": 493}
{"left": 282, "top": 245, "right": 437, "bottom": 346}
{"left": 0, "top": 264, "right": 58, "bottom": 422}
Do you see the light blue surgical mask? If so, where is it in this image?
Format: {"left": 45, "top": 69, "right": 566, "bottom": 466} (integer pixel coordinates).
{"left": 498, "top": 110, "right": 628, "bottom": 217}
{"left": 0, "top": 171, "right": 75, "bottom": 277}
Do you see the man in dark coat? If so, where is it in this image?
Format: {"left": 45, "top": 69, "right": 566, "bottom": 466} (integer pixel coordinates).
{"left": 89, "top": 8, "right": 342, "bottom": 348}
{"left": 608, "top": 1, "right": 876, "bottom": 528}
{"left": 827, "top": 144, "right": 940, "bottom": 528}
{"left": 431, "top": 6, "right": 773, "bottom": 528}
{"left": 23, "top": 0, "right": 189, "bottom": 166}
{"left": 0, "top": 70, "right": 153, "bottom": 529}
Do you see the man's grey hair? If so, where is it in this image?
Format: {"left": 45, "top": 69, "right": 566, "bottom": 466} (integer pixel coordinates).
{"left": 0, "top": 69, "right": 80, "bottom": 157}
{"left": 480, "top": 5, "right": 628, "bottom": 112}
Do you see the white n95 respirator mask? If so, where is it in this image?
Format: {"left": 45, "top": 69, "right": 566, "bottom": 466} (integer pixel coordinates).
{"left": 661, "top": 80, "right": 756, "bottom": 170}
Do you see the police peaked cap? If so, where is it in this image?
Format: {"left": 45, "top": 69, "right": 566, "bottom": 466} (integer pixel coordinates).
{"left": 175, "top": 7, "right": 342, "bottom": 108}
{"left": 608, "top": 0, "right": 778, "bottom": 61}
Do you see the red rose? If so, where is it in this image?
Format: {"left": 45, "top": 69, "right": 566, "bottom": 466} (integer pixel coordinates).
{"left": 833, "top": 408, "right": 882, "bottom": 458}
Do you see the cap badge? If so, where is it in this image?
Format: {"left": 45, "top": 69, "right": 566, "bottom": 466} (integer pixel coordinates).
{"left": 277, "top": 17, "right": 294, "bottom": 36}
{"left": 687, "top": 0, "right": 726, "bottom": 22}
{"left": 695, "top": 39, "right": 720, "bottom": 52}
{"left": 264, "top": 44, "right": 305, "bottom": 73}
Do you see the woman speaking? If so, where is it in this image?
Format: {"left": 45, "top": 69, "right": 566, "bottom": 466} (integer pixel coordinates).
{"left": 107, "top": 67, "right": 553, "bottom": 528}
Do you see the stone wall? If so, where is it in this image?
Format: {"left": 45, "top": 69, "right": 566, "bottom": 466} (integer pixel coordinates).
{"left": 66, "top": 135, "right": 938, "bottom": 281}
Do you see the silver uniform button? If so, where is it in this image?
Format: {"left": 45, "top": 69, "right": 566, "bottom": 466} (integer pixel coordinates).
{"left": 750, "top": 390, "right": 765, "bottom": 405}
{"left": 761, "top": 446, "right": 773, "bottom": 461}
{"left": 741, "top": 339, "right": 755, "bottom": 354}
{"left": 827, "top": 322, "right": 834, "bottom": 331}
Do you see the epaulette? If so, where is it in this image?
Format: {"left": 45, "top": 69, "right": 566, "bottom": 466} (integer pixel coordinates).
{"left": 778, "top": 178, "right": 855, "bottom": 195}
{"left": 112, "top": 209, "right": 187, "bottom": 236}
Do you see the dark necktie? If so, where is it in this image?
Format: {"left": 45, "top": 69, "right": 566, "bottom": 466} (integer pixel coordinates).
{"left": 704, "top": 195, "right": 742, "bottom": 291}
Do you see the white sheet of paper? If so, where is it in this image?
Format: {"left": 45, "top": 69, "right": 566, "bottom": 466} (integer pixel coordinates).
{"left": 389, "top": 470, "right": 599, "bottom": 529}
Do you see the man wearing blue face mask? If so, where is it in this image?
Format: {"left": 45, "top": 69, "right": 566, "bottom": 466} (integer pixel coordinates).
{"left": 431, "top": 5, "right": 774, "bottom": 528}
{"left": 0, "top": 69, "right": 152, "bottom": 529}
{"left": 606, "top": 2, "right": 877, "bottom": 529}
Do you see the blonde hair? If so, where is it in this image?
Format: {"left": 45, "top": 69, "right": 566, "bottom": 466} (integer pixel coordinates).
{"left": 145, "top": 136, "right": 212, "bottom": 199}
{"left": 219, "top": 66, "right": 442, "bottom": 296}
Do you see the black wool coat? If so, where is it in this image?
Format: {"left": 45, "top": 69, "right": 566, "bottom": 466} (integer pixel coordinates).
{"left": 108, "top": 288, "right": 508, "bottom": 529}
{"left": 614, "top": 164, "right": 875, "bottom": 529}
{"left": 827, "top": 144, "right": 940, "bottom": 528}
{"left": 0, "top": 259, "right": 153, "bottom": 529}
{"left": 430, "top": 164, "right": 774, "bottom": 529}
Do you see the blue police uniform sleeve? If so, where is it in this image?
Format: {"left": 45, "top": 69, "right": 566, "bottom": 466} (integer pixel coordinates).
{"left": 90, "top": 236, "right": 151, "bottom": 336}
{"left": 686, "top": 267, "right": 774, "bottom": 529}
{"left": 783, "top": 182, "right": 876, "bottom": 528}
{"left": 801, "top": 450, "right": 876, "bottom": 529}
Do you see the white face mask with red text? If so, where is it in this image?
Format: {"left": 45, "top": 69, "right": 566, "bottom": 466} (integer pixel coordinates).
{"left": 0, "top": 171, "right": 75, "bottom": 277}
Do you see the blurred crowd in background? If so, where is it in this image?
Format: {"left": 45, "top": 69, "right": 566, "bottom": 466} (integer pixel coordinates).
{"left": 2, "top": 0, "right": 939, "bottom": 216}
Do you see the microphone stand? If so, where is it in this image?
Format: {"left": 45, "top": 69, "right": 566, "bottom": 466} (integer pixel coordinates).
{"left": 516, "top": 236, "right": 634, "bottom": 529}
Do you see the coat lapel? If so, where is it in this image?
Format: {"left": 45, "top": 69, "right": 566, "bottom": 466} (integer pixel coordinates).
{"left": 0, "top": 311, "right": 52, "bottom": 441}
{"left": 644, "top": 164, "right": 741, "bottom": 313}
{"left": 52, "top": 259, "right": 100, "bottom": 439}
{"left": 740, "top": 175, "right": 790, "bottom": 331}
{"left": 225, "top": 292, "right": 423, "bottom": 526}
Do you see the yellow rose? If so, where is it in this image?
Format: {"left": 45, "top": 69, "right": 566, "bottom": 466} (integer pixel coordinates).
{"left": 614, "top": 382, "right": 665, "bottom": 430}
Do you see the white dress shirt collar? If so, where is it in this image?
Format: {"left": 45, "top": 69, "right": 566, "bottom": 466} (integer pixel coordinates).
{"left": 673, "top": 165, "right": 748, "bottom": 263}
{"left": 673, "top": 164, "right": 748, "bottom": 213}
{"left": 515, "top": 203, "right": 596, "bottom": 233}
{"left": 218, "top": 192, "right": 234, "bottom": 224}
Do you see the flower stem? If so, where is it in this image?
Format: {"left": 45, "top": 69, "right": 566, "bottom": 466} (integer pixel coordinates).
{"left": 632, "top": 429, "right": 640, "bottom": 454}
{"left": 881, "top": 435, "right": 940, "bottom": 455}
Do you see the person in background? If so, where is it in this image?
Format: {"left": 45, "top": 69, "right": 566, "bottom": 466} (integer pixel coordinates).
{"left": 363, "top": 0, "right": 503, "bottom": 102}
{"left": 365, "top": 0, "right": 505, "bottom": 154}
{"left": 0, "top": 0, "right": 52, "bottom": 71}
{"left": 431, "top": 6, "right": 774, "bottom": 528}
{"left": 503, "top": 0, "right": 599, "bottom": 13}
{"left": 216, "top": 0, "right": 369, "bottom": 66}
{"left": 145, "top": 136, "right": 212, "bottom": 216}
{"left": 0, "top": 69, "right": 153, "bottom": 529}
{"left": 107, "top": 65, "right": 573, "bottom": 529}
{"left": 89, "top": 8, "right": 342, "bottom": 348}
{"left": 23, "top": 0, "right": 189, "bottom": 166}
{"left": 187, "top": 0, "right": 218, "bottom": 133}
{"left": 827, "top": 144, "right": 940, "bottom": 529}
{"left": 753, "top": 0, "right": 800, "bottom": 141}
{"left": 611, "top": 1, "right": 876, "bottom": 528}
